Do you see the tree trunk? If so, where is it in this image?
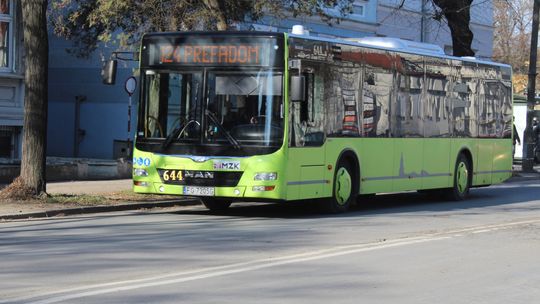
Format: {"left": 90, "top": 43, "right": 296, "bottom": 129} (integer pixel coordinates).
{"left": 432, "top": 0, "right": 475, "bottom": 57}
{"left": 20, "top": 0, "right": 49, "bottom": 195}
{"left": 202, "top": 0, "right": 228, "bottom": 30}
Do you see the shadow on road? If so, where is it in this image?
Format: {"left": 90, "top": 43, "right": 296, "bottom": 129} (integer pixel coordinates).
{"left": 169, "top": 181, "right": 540, "bottom": 219}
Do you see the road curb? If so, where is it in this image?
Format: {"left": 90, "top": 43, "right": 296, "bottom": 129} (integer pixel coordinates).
{"left": 0, "top": 199, "right": 201, "bottom": 221}
{"left": 506, "top": 176, "right": 540, "bottom": 183}
{"left": 507, "top": 170, "right": 540, "bottom": 183}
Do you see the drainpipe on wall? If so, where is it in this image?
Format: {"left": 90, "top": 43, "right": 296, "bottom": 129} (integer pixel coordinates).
{"left": 420, "top": 0, "right": 428, "bottom": 42}
{"left": 74, "top": 95, "right": 87, "bottom": 158}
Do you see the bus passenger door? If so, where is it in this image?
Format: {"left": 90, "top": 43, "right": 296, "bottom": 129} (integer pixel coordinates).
{"left": 391, "top": 72, "right": 424, "bottom": 192}
{"left": 287, "top": 66, "right": 329, "bottom": 200}
{"left": 421, "top": 59, "right": 453, "bottom": 190}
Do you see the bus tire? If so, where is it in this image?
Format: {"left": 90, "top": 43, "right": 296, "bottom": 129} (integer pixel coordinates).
{"left": 321, "top": 159, "right": 357, "bottom": 213}
{"left": 447, "top": 153, "right": 471, "bottom": 201}
{"left": 201, "top": 198, "right": 232, "bottom": 212}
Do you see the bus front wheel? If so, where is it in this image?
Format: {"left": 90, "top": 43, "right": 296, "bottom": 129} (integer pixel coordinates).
{"left": 321, "top": 160, "right": 357, "bottom": 213}
{"left": 201, "top": 198, "right": 232, "bottom": 212}
{"left": 447, "top": 154, "right": 471, "bottom": 201}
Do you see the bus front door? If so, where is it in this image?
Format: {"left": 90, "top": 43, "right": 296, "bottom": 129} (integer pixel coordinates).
{"left": 286, "top": 63, "right": 331, "bottom": 201}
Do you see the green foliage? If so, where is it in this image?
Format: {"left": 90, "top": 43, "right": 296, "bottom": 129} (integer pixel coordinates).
{"left": 50, "top": 0, "right": 353, "bottom": 58}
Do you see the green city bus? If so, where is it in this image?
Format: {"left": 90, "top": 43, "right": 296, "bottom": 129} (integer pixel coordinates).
{"left": 127, "top": 30, "right": 513, "bottom": 212}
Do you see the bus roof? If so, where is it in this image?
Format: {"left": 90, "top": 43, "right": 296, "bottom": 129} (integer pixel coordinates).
{"left": 288, "top": 33, "right": 511, "bottom": 69}
{"left": 142, "top": 31, "right": 285, "bottom": 41}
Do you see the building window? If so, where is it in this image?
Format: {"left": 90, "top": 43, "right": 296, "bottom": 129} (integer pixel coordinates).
{"left": 0, "top": 0, "right": 13, "bottom": 71}
{"left": 324, "top": 2, "right": 366, "bottom": 22}
{"left": 0, "top": 126, "right": 17, "bottom": 158}
{"left": 349, "top": 3, "right": 365, "bottom": 19}
{"left": 0, "top": 135, "right": 11, "bottom": 157}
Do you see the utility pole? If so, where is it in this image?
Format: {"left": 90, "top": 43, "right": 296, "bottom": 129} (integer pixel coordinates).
{"left": 522, "top": 0, "right": 540, "bottom": 172}
{"left": 420, "top": 0, "right": 428, "bottom": 42}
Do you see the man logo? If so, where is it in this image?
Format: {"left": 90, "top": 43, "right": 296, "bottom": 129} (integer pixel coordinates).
{"left": 191, "top": 156, "right": 210, "bottom": 163}
{"left": 184, "top": 171, "right": 214, "bottom": 179}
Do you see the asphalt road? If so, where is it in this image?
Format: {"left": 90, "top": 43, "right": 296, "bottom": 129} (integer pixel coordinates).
{"left": 1, "top": 180, "right": 540, "bottom": 303}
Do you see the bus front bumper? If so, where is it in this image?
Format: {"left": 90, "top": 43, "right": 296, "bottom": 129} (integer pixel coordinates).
{"left": 133, "top": 182, "right": 284, "bottom": 201}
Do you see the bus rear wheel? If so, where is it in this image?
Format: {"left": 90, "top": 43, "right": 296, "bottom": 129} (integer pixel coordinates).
{"left": 447, "top": 154, "right": 471, "bottom": 201}
{"left": 321, "top": 160, "right": 357, "bottom": 213}
{"left": 201, "top": 198, "right": 232, "bottom": 212}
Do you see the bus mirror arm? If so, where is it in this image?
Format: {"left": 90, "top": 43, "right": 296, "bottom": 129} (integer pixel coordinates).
{"left": 290, "top": 75, "right": 306, "bottom": 102}
{"left": 101, "top": 51, "right": 140, "bottom": 85}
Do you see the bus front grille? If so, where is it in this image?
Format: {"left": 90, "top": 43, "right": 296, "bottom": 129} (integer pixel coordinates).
{"left": 157, "top": 169, "right": 243, "bottom": 187}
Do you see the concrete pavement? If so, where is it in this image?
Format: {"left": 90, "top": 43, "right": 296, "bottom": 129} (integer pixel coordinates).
{"left": 0, "top": 179, "right": 200, "bottom": 220}
{"left": 46, "top": 179, "right": 133, "bottom": 195}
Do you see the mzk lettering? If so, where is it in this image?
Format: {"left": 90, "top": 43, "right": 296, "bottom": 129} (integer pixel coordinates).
{"left": 213, "top": 161, "right": 241, "bottom": 170}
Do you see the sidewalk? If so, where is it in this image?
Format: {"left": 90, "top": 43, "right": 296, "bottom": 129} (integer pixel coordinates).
{"left": 510, "top": 160, "right": 540, "bottom": 182}
{"left": 0, "top": 179, "right": 201, "bottom": 220}
{"left": 46, "top": 179, "right": 133, "bottom": 195}
{"left": 511, "top": 167, "right": 540, "bottom": 181}
{"left": 0, "top": 157, "right": 132, "bottom": 183}
{"left": 1, "top": 167, "right": 539, "bottom": 221}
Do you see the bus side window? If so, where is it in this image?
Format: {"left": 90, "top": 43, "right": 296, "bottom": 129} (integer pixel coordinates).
{"left": 290, "top": 65, "right": 325, "bottom": 147}
{"left": 304, "top": 69, "right": 326, "bottom": 146}
{"left": 500, "top": 67, "right": 513, "bottom": 139}
{"left": 300, "top": 72, "right": 311, "bottom": 123}
{"left": 424, "top": 58, "right": 451, "bottom": 138}
{"left": 362, "top": 49, "right": 395, "bottom": 138}
{"left": 393, "top": 53, "right": 424, "bottom": 138}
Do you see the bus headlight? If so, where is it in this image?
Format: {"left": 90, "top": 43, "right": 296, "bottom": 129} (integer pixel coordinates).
{"left": 254, "top": 172, "right": 277, "bottom": 181}
{"left": 134, "top": 168, "right": 149, "bottom": 177}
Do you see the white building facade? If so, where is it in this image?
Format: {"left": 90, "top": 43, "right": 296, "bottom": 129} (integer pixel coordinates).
{"left": 243, "top": 0, "right": 494, "bottom": 59}
{"left": 0, "top": 0, "right": 23, "bottom": 160}
{"left": 376, "top": 0, "right": 493, "bottom": 59}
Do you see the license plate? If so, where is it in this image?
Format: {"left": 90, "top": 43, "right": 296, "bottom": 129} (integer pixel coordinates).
{"left": 183, "top": 186, "right": 215, "bottom": 196}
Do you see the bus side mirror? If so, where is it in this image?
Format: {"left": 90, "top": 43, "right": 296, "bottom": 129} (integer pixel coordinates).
{"left": 290, "top": 75, "right": 305, "bottom": 102}
{"left": 102, "top": 59, "right": 117, "bottom": 85}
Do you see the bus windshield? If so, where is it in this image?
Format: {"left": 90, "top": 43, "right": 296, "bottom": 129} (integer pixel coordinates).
{"left": 141, "top": 69, "right": 284, "bottom": 150}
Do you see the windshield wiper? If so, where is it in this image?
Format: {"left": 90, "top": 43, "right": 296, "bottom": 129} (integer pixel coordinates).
{"left": 161, "top": 120, "right": 202, "bottom": 150}
{"left": 161, "top": 125, "right": 182, "bottom": 150}
{"left": 205, "top": 109, "right": 241, "bottom": 149}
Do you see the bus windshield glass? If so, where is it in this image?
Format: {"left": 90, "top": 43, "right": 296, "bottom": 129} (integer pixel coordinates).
{"left": 205, "top": 71, "right": 283, "bottom": 146}
{"left": 141, "top": 69, "right": 284, "bottom": 149}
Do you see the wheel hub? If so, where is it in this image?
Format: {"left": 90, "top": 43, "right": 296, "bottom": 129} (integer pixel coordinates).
{"left": 335, "top": 167, "right": 352, "bottom": 205}
{"left": 456, "top": 162, "right": 468, "bottom": 194}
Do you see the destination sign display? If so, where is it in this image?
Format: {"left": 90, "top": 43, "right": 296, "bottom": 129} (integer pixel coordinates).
{"left": 159, "top": 44, "right": 262, "bottom": 65}
{"left": 143, "top": 36, "right": 283, "bottom": 67}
